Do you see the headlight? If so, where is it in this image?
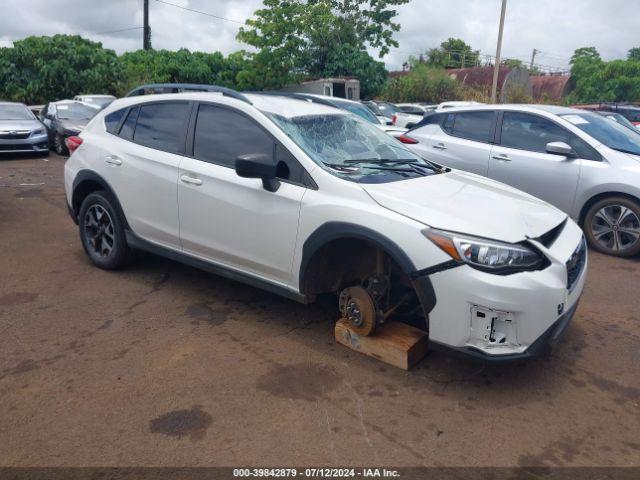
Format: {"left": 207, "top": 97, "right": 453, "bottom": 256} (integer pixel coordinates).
{"left": 424, "top": 228, "right": 546, "bottom": 274}
{"left": 32, "top": 128, "right": 45, "bottom": 135}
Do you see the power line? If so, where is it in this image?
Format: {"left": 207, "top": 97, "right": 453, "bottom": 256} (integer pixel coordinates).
{"left": 154, "top": 0, "right": 244, "bottom": 24}
{"left": 96, "top": 26, "right": 143, "bottom": 35}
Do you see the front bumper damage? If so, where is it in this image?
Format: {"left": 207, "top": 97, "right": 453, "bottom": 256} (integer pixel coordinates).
{"left": 410, "top": 221, "right": 587, "bottom": 363}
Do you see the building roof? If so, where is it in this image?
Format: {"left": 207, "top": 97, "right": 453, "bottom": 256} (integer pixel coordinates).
{"left": 530, "top": 75, "right": 571, "bottom": 102}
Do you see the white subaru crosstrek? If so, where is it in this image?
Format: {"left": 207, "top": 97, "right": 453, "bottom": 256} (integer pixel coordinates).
{"left": 64, "top": 84, "right": 587, "bottom": 362}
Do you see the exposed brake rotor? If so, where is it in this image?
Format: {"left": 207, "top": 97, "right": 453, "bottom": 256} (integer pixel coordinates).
{"left": 339, "top": 286, "right": 377, "bottom": 336}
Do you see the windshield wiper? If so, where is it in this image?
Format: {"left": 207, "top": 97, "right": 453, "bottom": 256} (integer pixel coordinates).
{"left": 321, "top": 161, "right": 360, "bottom": 173}
{"left": 344, "top": 158, "right": 440, "bottom": 174}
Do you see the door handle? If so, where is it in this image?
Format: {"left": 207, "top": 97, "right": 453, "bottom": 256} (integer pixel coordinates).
{"left": 432, "top": 143, "right": 447, "bottom": 150}
{"left": 180, "top": 174, "right": 203, "bottom": 186}
{"left": 492, "top": 153, "right": 511, "bottom": 161}
{"left": 105, "top": 155, "right": 122, "bottom": 166}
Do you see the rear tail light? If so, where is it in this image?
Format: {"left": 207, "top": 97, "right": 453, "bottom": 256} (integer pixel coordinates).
{"left": 66, "top": 136, "right": 83, "bottom": 154}
{"left": 397, "top": 134, "right": 418, "bottom": 144}
{"left": 391, "top": 114, "right": 397, "bottom": 124}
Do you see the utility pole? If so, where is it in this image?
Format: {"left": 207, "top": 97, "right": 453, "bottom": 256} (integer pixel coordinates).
{"left": 143, "top": 0, "right": 151, "bottom": 50}
{"left": 490, "top": 0, "right": 507, "bottom": 103}
{"left": 530, "top": 48, "right": 538, "bottom": 70}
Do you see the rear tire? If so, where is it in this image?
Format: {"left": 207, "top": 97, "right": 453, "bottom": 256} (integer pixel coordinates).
{"left": 78, "top": 191, "right": 131, "bottom": 269}
{"left": 53, "top": 134, "right": 68, "bottom": 156}
{"left": 584, "top": 196, "right": 640, "bottom": 257}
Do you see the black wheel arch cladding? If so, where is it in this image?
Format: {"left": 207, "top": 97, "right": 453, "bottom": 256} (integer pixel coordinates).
{"left": 72, "top": 170, "right": 130, "bottom": 230}
{"left": 299, "top": 222, "right": 437, "bottom": 316}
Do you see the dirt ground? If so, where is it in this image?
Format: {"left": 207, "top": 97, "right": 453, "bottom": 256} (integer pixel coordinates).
{"left": 0, "top": 153, "right": 639, "bottom": 468}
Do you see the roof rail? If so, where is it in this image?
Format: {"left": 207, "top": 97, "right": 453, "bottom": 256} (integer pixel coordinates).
{"left": 250, "top": 91, "right": 338, "bottom": 107}
{"left": 125, "top": 83, "right": 252, "bottom": 105}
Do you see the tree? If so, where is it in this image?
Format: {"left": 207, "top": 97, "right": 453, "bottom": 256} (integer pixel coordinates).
{"left": 236, "top": 0, "right": 408, "bottom": 93}
{"left": 570, "top": 46, "right": 601, "bottom": 65}
{"left": 427, "top": 38, "right": 480, "bottom": 68}
{"left": 0, "top": 35, "right": 123, "bottom": 104}
{"left": 567, "top": 46, "right": 640, "bottom": 103}
{"left": 628, "top": 47, "right": 640, "bottom": 61}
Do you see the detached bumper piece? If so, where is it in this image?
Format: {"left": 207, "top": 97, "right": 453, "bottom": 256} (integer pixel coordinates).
{"left": 438, "top": 300, "right": 579, "bottom": 363}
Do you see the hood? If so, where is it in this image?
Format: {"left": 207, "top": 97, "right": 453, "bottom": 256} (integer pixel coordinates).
{"left": 362, "top": 170, "right": 566, "bottom": 243}
{"left": 623, "top": 151, "right": 640, "bottom": 163}
{"left": 0, "top": 119, "right": 43, "bottom": 131}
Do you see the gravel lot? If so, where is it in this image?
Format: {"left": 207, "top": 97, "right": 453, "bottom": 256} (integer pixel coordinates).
{"left": 1, "top": 153, "right": 639, "bottom": 467}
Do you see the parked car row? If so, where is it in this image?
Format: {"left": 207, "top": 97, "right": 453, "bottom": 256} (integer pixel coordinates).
{"left": 362, "top": 100, "right": 483, "bottom": 128}
{"left": 0, "top": 95, "right": 115, "bottom": 156}
{"left": 64, "top": 83, "right": 589, "bottom": 364}
{"left": 403, "top": 104, "right": 640, "bottom": 257}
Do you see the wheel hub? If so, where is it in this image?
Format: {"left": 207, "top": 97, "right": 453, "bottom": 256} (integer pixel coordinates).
{"left": 345, "top": 301, "right": 363, "bottom": 326}
{"left": 591, "top": 204, "right": 640, "bottom": 252}
{"left": 84, "top": 204, "right": 115, "bottom": 258}
{"left": 338, "top": 286, "right": 377, "bottom": 336}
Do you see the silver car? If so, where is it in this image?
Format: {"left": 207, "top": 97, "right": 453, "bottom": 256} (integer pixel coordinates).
{"left": 406, "top": 104, "right": 640, "bottom": 257}
{"left": 0, "top": 102, "right": 49, "bottom": 155}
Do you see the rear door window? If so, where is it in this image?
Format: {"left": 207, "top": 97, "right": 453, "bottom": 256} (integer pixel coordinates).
{"left": 443, "top": 111, "right": 495, "bottom": 142}
{"left": 133, "top": 102, "right": 191, "bottom": 154}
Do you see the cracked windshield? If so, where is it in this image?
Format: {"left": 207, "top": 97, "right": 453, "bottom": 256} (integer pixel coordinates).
{"left": 267, "top": 112, "right": 440, "bottom": 183}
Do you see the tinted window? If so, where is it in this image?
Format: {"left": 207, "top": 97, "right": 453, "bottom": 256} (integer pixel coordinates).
{"left": 275, "top": 144, "right": 304, "bottom": 183}
{"left": 119, "top": 107, "right": 139, "bottom": 141}
{"left": 502, "top": 112, "right": 597, "bottom": 159}
{"left": 104, "top": 108, "right": 126, "bottom": 135}
{"left": 194, "top": 104, "right": 274, "bottom": 168}
{"left": 414, "top": 112, "right": 442, "bottom": 129}
{"left": 133, "top": 102, "right": 190, "bottom": 154}
{"left": 444, "top": 111, "right": 494, "bottom": 142}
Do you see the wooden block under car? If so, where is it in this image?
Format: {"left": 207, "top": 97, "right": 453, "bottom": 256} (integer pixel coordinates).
{"left": 334, "top": 318, "right": 428, "bottom": 370}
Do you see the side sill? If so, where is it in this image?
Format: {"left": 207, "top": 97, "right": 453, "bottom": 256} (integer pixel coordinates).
{"left": 125, "top": 231, "right": 309, "bottom": 305}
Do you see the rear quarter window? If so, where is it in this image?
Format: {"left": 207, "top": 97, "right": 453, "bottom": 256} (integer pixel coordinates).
{"left": 444, "top": 111, "right": 495, "bottom": 143}
{"left": 104, "top": 108, "right": 126, "bottom": 135}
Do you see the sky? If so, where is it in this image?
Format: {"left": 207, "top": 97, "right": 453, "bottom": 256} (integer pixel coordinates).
{"left": 0, "top": 0, "right": 638, "bottom": 72}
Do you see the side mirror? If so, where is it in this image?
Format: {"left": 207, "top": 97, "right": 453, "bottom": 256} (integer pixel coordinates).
{"left": 546, "top": 141, "right": 575, "bottom": 157}
{"left": 235, "top": 153, "right": 280, "bottom": 192}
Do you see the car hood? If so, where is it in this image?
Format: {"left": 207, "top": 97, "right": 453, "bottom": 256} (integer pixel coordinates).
{"left": 0, "top": 119, "right": 42, "bottom": 131}
{"left": 361, "top": 170, "right": 567, "bottom": 243}
{"left": 623, "top": 151, "right": 640, "bottom": 163}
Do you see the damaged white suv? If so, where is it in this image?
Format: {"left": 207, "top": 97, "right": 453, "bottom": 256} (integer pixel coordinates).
{"left": 64, "top": 84, "right": 587, "bottom": 362}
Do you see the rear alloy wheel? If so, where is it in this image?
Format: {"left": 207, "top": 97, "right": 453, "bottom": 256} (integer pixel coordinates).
{"left": 79, "top": 191, "right": 131, "bottom": 269}
{"left": 54, "top": 134, "right": 68, "bottom": 156}
{"left": 584, "top": 197, "right": 640, "bottom": 257}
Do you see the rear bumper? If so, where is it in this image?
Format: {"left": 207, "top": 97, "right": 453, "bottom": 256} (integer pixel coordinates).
{"left": 0, "top": 134, "right": 49, "bottom": 153}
